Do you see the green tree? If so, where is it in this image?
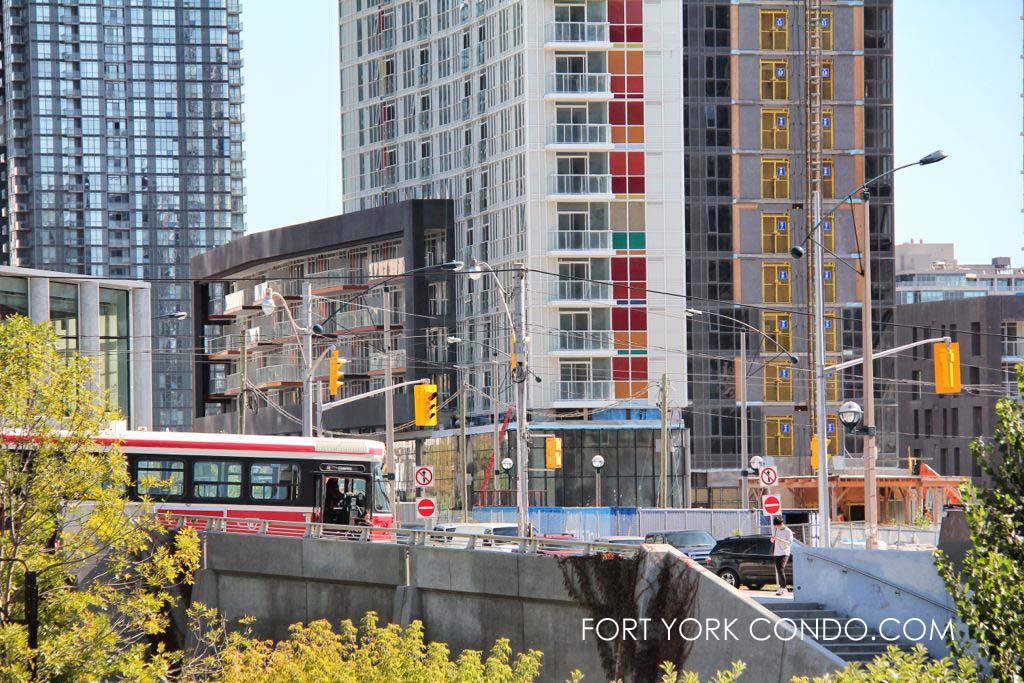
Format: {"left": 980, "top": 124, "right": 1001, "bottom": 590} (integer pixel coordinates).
{"left": 935, "top": 388, "right": 1024, "bottom": 681}
{"left": 0, "top": 316, "right": 200, "bottom": 681}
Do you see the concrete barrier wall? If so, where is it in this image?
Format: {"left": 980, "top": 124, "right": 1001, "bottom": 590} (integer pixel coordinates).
{"left": 194, "top": 534, "right": 843, "bottom": 682}
{"left": 793, "top": 546, "right": 961, "bottom": 659}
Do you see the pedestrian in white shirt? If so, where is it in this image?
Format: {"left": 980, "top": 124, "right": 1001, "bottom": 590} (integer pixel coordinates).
{"left": 771, "top": 517, "right": 793, "bottom": 596}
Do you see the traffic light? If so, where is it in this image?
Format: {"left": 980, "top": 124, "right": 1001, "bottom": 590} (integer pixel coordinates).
{"left": 934, "top": 342, "right": 962, "bottom": 394}
{"left": 414, "top": 383, "right": 439, "bottom": 427}
{"left": 809, "top": 436, "right": 832, "bottom": 470}
{"left": 328, "top": 350, "right": 347, "bottom": 397}
{"left": 545, "top": 436, "right": 563, "bottom": 469}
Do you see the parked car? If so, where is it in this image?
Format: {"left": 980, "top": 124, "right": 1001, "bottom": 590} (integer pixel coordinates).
{"left": 643, "top": 530, "right": 716, "bottom": 563}
{"left": 705, "top": 535, "right": 795, "bottom": 590}
{"left": 431, "top": 523, "right": 521, "bottom": 551}
{"left": 593, "top": 535, "right": 645, "bottom": 555}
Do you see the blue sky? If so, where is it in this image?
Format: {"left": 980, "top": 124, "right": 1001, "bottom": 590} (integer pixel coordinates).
{"left": 242, "top": 2, "right": 1023, "bottom": 264}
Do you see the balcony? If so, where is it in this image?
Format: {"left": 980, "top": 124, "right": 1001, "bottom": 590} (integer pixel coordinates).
{"left": 555, "top": 330, "right": 614, "bottom": 354}
{"left": 309, "top": 266, "right": 369, "bottom": 294}
{"left": 550, "top": 174, "right": 611, "bottom": 198}
{"left": 556, "top": 380, "right": 613, "bottom": 402}
{"left": 207, "top": 334, "right": 238, "bottom": 359}
{"left": 548, "top": 123, "right": 610, "bottom": 151}
{"left": 251, "top": 364, "right": 303, "bottom": 388}
{"left": 370, "top": 349, "right": 407, "bottom": 372}
{"left": 550, "top": 230, "right": 613, "bottom": 253}
{"left": 550, "top": 280, "right": 613, "bottom": 305}
{"left": 546, "top": 22, "right": 611, "bottom": 47}
{"left": 546, "top": 73, "right": 611, "bottom": 100}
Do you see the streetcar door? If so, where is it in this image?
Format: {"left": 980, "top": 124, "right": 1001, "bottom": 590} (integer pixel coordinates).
{"left": 319, "top": 474, "right": 370, "bottom": 526}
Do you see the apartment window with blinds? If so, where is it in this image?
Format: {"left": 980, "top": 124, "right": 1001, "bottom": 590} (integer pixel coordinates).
{"left": 823, "top": 262, "right": 836, "bottom": 302}
{"left": 764, "top": 312, "right": 792, "bottom": 351}
{"left": 822, "top": 59, "right": 834, "bottom": 99}
{"left": 761, "top": 213, "right": 790, "bottom": 253}
{"left": 762, "top": 262, "right": 791, "bottom": 303}
{"left": 822, "top": 158, "right": 835, "bottom": 198}
{"left": 764, "top": 362, "right": 794, "bottom": 402}
{"left": 759, "top": 10, "right": 788, "bottom": 50}
{"left": 766, "top": 416, "right": 794, "bottom": 456}
{"left": 825, "top": 312, "right": 839, "bottom": 352}
{"left": 820, "top": 11, "right": 833, "bottom": 51}
{"left": 761, "top": 157, "right": 789, "bottom": 198}
{"left": 822, "top": 107, "right": 834, "bottom": 148}
{"left": 761, "top": 108, "right": 789, "bottom": 149}
{"left": 760, "top": 60, "right": 788, "bottom": 99}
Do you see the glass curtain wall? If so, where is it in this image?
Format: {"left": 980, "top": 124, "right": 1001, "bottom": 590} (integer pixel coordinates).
{"left": 99, "top": 287, "right": 130, "bottom": 416}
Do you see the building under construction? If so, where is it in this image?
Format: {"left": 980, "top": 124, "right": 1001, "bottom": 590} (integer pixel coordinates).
{"left": 682, "top": 1, "right": 896, "bottom": 507}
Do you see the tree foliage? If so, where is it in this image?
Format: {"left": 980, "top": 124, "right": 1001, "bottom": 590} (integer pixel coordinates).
{"left": 791, "top": 645, "right": 975, "bottom": 683}
{"left": 0, "top": 316, "right": 200, "bottom": 680}
{"left": 936, "top": 387, "right": 1024, "bottom": 681}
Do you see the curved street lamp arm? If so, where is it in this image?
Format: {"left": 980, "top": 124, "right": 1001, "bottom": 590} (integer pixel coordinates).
{"left": 686, "top": 308, "right": 799, "bottom": 363}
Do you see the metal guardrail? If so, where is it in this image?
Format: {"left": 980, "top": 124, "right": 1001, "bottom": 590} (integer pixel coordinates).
{"left": 162, "top": 513, "right": 643, "bottom": 557}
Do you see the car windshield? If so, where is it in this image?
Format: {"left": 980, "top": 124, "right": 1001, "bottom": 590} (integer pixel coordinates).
{"left": 610, "top": 538, "right": 644, "bottom": 546}
{"left": 489, "top": 527, "right": 518, "bottom": 537}
{"left": 666, "top": 531, "right": 715, "bottom": 547}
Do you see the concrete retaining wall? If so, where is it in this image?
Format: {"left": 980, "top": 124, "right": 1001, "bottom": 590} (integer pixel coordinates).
{"left": 793, "top": 546, "right": 961, "bottom": 658}
{"left": 193, "top": 534, "right": 843, "bottom": 682}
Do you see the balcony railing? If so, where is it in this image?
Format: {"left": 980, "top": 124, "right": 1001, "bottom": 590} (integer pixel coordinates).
{"left": 551, "top": 122, "right": 609, "bottom": 145}
{"left": 558, "top": 380, "right": 612, "bottom": 401}
{"left": 556, "top": 330, "right": 613, "bottom": 351}
{"left": 370, "top": 350, "right": 407, "bottom": 372}
{"left": 550, "top": 230, "right": 613, "bottom": 251}
{"left": 551, "top": 174, "right": 610, "bottom": 195}
{"left": 549, "top": 21, "right": 610, "bottom": 43}
{"left": 549, "top": 72, "right": 610, "bottom": 96}
{"left": 553, "top": 280, "right": 611, "bottom": 301}
{"left": 251, "top": 364, "right": 303, "bottom": 387}
{"left": 309, "top": 266, "right": 369, "bottom": 290}
{"left": 207, "top": 334, "right": 238, "bottom": 356}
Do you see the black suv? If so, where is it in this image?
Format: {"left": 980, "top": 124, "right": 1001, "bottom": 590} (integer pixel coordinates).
{"left": 705, "top": 535, "right": 794, "bottom": 590}
{"left": 644, "top": 530, "right": 716, "bottom": 564}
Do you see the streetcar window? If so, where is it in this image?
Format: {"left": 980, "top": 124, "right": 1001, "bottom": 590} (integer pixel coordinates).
{"left": 136, "top": 459, "right": 185, "bottom": 497}
{"left": 250, "top": 462, "right": 300, "bottom": 501}
{"left": 373, "top": 467, "right": 391, "bottom": 512}
{"left": 193, "top": 460, "right": 242, "bottom": 499}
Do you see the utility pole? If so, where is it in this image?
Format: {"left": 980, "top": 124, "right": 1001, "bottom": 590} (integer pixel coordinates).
{"left": 383, "top": 287, "right": 396, "bottom": 499}
{"left": 739, "top": 331, "right": 749, "bottom": 510}
{"left": 682, "top": 428, "right": 692, "bottom": 507}
{"left": 811, "top": 189, "right": 832, "bottom": 547}
{"left": 316, "top": 380, "right": 324, "bottom": 436}
{"left": 492, "top": 356, "right": 500, "bottom": 503}
{"left": 659, "top": 373, "right": 669, "bottom": 508}
{"left": 301, "top": 282, "right": 314, "bottom": 438}
{"left": 237, "top": 328, "right": 247, "bottom": 435}
{"left": 861, "top": 191, "right": 879, "bottom": 549}
{"left": 459, "top": 373, "right": 468, "bottom": 522}
{"left": 514, "top": 265, "right": 530, "bottom": 537}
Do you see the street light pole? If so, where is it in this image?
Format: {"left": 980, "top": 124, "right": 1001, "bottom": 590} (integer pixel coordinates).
{"left": 302, "top": 282, "right": 314, "bottom": 438}
{"left": 514, "top": 264, "right": 530, "bottom": 536}
{"left": 383, "top": 290, "right": 396, "bottom": 499}
{"left": 811, "top": 189, "right": 832, "bottom": 547}
{"left": 739, "top": 331, "right": 749, "bottom": 510}
{"left": 861, "top": 191, "right": 879, "bottom": 549}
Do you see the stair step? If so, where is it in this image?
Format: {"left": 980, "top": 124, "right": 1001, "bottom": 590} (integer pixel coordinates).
{"left": 770, "top": 610, "right": 843, "bottom": 620}
{"left": 776, "top": 602, "right": 825, "bottom": 610}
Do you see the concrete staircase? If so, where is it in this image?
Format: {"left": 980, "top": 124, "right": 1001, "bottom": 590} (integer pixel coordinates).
{"left": 766, "top": 602, "right": 913, "bottom": 664}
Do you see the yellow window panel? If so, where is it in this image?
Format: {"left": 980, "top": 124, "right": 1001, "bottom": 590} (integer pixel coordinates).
{"left": 762, "top": 261, "right": 792, "bottom": 304}
{"left": 825, "top": 360, "right": 840, "bottom": 402}
{"left": 760, "top": 59, "right": 789, "bottom": 100}
{"left": 823, "top": 262, "right": 836, "bottom": 303}
{"left": 820, "top": 215, "right": 835, "bottom": 251}
{"left": 824, "top": 312, "right": 839, "bottom": 352}
{"left": 761, "top": 108, "right": 789, "bottom": 150}
{"left": 761, "top": 213, "right": 790, "bottom": 253}
{"left": 821, "top": 11, "right": 833, "bottom": 51}
{"left": 827, "top": 416, "right": 839, "bottom": 455}
{"left": 764, "top": 361, "right": 794, "bottom": 402}
{"left": 759, "top": 10, "right": 788, "bottom": 50}
{"left": 766, "top": 416, "right": 794, "bottom": 456}
{"left": 822, "top": 158, "right": 835, "bottom": 199}
{"left": 761, "top": 157, "right": 789, "bottom": 199}
{"left": 764, "top": 312, "right": 792, "bottom": 352}
{"left": 822, "top": 107, "right": 834, "bottom": 149}
{"left": 821, "top": 59, "right": 834, "bottom": 100}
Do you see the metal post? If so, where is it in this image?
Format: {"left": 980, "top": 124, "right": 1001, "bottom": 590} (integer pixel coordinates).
{"left": 739, "top": 332, "right": 749, "bottom": 509}
{"left": 237, "top": 328, "right": 247, "bottom": 435}
{"left": 492, "top": 356, "right": 500, "bottom": 503}
{"left": 811, "top": 189, "right": 832, "bottom": 546}
{"left": 862, "top": 193, "right": 879, "bottom": 549}
{"left": 682, "top": 427, "right": 692, "bottom": 507}
{"left": 659, "top": 373, "right": 669, "bottom": 508}
{"left": 595, "top": 469, "right": 602, "bottom": 507}
{"left": 384, "top": 288, "right": 396, "bottom": 500}
{"left": 316, "top": 380, "right": 324, "bottom": 436}
{"left": 514, "top": 265, "right": 530, "bottom": 537}
{"left": 301, "top": 282, "right": 314, "bottom": 438}
{"left": 459, "top": 374, "right": 468, "bottom": 522}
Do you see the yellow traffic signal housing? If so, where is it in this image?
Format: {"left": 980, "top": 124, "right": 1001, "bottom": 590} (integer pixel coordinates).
{"left": 414, "top": 383, "right": 439, "bottom": 427}
{"left": 809, "top": 436, "right": 832, "bottom": 470}
{"left": 545, "top": 436, "right": 563, "bottom": 469}
{"left": 328, "top": 351, "right": 347, "bottom": 397}
{"left": 934, "top": 342, "right": 962, "bottom": 394}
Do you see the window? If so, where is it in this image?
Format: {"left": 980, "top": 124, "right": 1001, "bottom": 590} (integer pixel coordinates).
{"left": 826, "top": 416, "right": 839, "bottom": 455}
{"left": 759, "top": 10, "right": 788, "bottom": 50}
{"left": 0, "top": 276, "right": 28, "bottom": 318}
{"left": 761, "top": 108, "right": 789, "bottom": 149}
{"left": 824, "top": 312, "right": 839, "bottom": 352}
{"left": 821, "top": 59, "right": 834, "bottom": 100}
{"left": 250, "top": 463, "right": 300, "bottom": 501}
{"left": 764, "top": 362, "right": 793, "bottom": 402}
{"left": 825, "top": 360, "right": 839, "bottom": 401}
{"left": 760, "top": 60, "right": 788, "bottom": 99}
{"left": 761, "top": 158, "right": 789, "bottom": 198}
{"left": 136, "top": 459, "right": 184, "bottom": 497}
{"left": 766, "top": 416, "right": 794, "bottom": 456}
{"left": 764, "top": 313, "right": 792, "bottom": 351}
{"left": 822, "top": 107, "right": 834, "bottom": 148}
{"left": 762, "top": 262, "right": 791, "bottom": 303}
{"left": 973, "top": 406, "right": 983, "bottom": 436}
{"left": 822, "top": 158, "right": 834, "bottom": 198}
{"left": 99, "top": 288, "right": 130, "bottom": 417}
{"left": 820, "top": 11, "right": 833, "bottom": 51}
{"left": 761, "top": 213, "right": 790, "bottom": 253}
{"left": 820, "top": 217, "right": 835, "bottom": 251}
{"left": 50, "top": 282, "right": 78, "bottom": 353}
{"left": 971, "top": 321, "right": 981, "bottom": 356}
{"left": 193, "top": 460, "right": 242, "bottom": 499}
{"left": 911, "top": 370, "right": 922, "bottom": 400}
{"left": 822, "top": 262, "right": 836, "bottom": 302}
{"left": 924, "top": 409, "right": 933, "bottom": 436}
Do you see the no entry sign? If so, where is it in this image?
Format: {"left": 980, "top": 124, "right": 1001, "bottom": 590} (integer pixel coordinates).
{"left": 416, "top": 497, "right": 436, "bottom": 518}
{"left": 414, "top": 466, "right": 434, "bottom": 487}
{"left": 762, "top": 494, "right": 782, "bottom": 516}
